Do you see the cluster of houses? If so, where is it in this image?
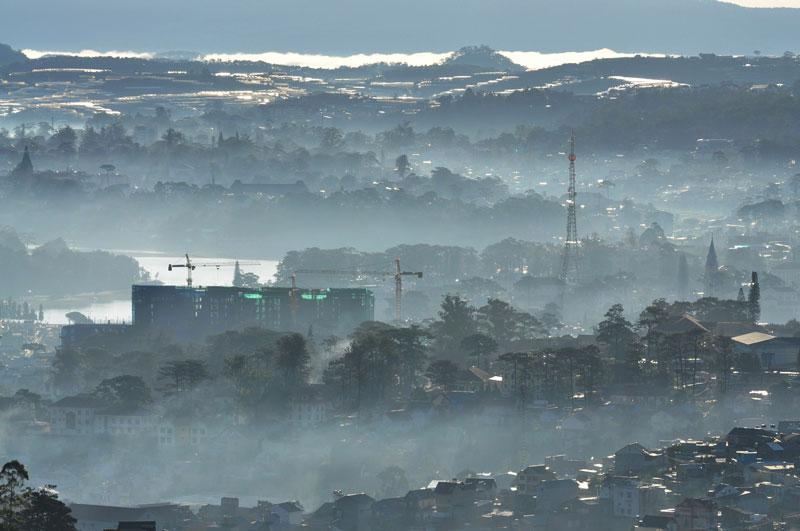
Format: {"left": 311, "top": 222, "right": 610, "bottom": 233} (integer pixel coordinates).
{"left": 64, "top": 423, "right": 800, "bottom": 530}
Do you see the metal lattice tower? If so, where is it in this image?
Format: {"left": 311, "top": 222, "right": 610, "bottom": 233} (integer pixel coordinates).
{"left": 560, "top": 131, "right": 580, "bottom": 285}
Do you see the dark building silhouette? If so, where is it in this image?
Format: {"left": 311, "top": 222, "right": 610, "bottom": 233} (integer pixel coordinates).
{"left": 132, "top": 284, "right": 374, "bottom": 338}
{"left": 704, "top": 236, "right": 719, "bottom": 297}
{"left": 12, "top": 146, "right": 33, "bottom": 176}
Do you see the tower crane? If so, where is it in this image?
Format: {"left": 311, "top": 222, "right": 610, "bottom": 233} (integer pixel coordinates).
{"left": 292, "top": 258, "right": 422, "bottom": 324}
{"left": 168, "top": 254, "right": 260, "bottom": 287}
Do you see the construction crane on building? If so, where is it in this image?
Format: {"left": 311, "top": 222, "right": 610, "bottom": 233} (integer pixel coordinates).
{"left": 168, "top": 254, "right": 260, "bottom": 287}
{"left": 293, "top": 258, "right": 423, "bottom": 324}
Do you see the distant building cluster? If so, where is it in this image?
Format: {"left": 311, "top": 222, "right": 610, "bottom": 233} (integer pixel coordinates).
{"left": 61, "top": 285, "right": 375, "bottom": 347}
{"left": 50, "top": 422, "right": 800, "bottom": 530}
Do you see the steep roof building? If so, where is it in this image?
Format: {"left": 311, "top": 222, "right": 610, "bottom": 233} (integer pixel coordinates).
{"left": 704, "top": 236, "right": 719, "bottom": 297}
{"left": 12, "top": 146, "right": 33, "bottom": 176}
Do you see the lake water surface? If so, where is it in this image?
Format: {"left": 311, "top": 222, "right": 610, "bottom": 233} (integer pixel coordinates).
{"left": 42, "top": 253, "right": 279, "bottom": 325}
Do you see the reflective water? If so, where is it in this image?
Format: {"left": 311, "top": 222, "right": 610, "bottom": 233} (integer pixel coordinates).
{"left": 42, "top": 254, "right": 279, "bottom": 325}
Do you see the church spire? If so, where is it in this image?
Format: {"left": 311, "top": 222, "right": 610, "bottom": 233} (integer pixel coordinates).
{"left": 704, "top": 236, "right": 719, "bottom": 297}
{"left": 12, "top": 145, "right": 33, "bottom": 176}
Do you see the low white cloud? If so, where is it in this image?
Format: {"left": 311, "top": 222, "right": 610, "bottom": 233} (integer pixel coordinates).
{"left": 22, "top": 49, "right": 156, "bottom": 60}
{"left": 20, "top": 48, "right": 673, "bottom": 71}
{"left": 717, "top": 0, "right": 800, "bottom": 6}
{"left": 200, "top": 51, "right": 454, "bottom": 69}
{"left": 498, "top": 49, "right": 672, "bottom": 70}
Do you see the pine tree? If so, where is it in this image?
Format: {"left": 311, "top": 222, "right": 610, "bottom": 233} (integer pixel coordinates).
{"left": 748, "top": 271, "right": 761, "bottom": 323}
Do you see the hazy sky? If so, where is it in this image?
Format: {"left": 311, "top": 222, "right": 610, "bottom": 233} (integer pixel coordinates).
{"left": 3, "top": 0, "right": 800, "bottom": 56}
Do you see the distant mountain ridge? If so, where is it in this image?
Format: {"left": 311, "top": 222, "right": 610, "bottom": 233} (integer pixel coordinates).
{"left": 444, "top": 46, "right": 523, "bottom": 71}
{"left": 0, "top": 43, "right": 26, "bottom": 68}
{"left": 1, "top": 0, "right": 800, "bottom": 56}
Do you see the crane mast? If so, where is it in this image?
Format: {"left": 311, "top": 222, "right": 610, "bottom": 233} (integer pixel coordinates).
{"left": 168, "top": 254, "right": 260, "bottom": 287}
{"left": 293, "top": 258, "right": 423, "bottom": 324}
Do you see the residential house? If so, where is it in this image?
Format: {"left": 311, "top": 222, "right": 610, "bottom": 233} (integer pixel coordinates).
{"left": 734, "top": 491, "right": 770, "bottom": 514}
{"left": 744, "top": 462, "right": 798, "bottom": 485}
{"left": 334, "top": 493, "right": 374, "bottom": 531}
{"left": 727, "top": 427, "right": 777, "bottom": 452}
{"left": 403, "top": 488, "right": 434, "bottom": 524}
{"left": 433, "top": 481, "right": 476, "bottom": 519}
{"left": 451, "top": 366, "right": 502, "bottom": 392}
{"left": 545, "top": 455, "right": 588, "bottom": 477}
{"left": 601, "top": 476, "right": 639, "bottom": 517}
{"left": 289, "top": 386, "right": 332, "bottom": 428}
{"left": 270, "top": 501, "right": 303, "bottom": 526}
{"left": 707, "top": 483, "right": 740, "bottom": 506}
{"left": 636, "top": 514, "right": 678, "bottom": 530}
{"left": 615, "top": 443, "right": 666, "bottom": 474}
{"left": 731, "top": 332, "right": 800, "bottom": 370}
{"left": 647, "top": 314, "right": 709, "bottom": 361}
{"left": 157, "top": 418, "right": 210, "bottom": 449}
{"left": 369, "top": 497, "right": 406, "bottom": 528}
{"left": 720, "top": 505, "right": 769, "bottom": 529}
{"left": 674, "top": 498, "right": 718, "bottom": 531}
{"left": 534, "top": 497, "right": 596, "bottom": 530}
{"left": 48, "top": 394, "right": 103, "bottom": 436}
{"left": 94, "top": 405, "right": 158, "bottom": 438}
{"left": 70, "top": 503, "right": 194, "bottom": 531}
{"left": 535, "top": 479, "right": 580, "bottom": 511}
{"left": 117, "top": 522, "right": 156, "bottom": 531}
{"left": 516, "top": 464, "right": 556, "bottom": 495}
{"left": 464, "top": 477, "right": 497, "bottom": 501}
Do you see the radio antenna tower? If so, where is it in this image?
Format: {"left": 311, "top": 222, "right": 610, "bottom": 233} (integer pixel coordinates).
{"left": 560, "top": 131, "right": 579, "bottom": 286}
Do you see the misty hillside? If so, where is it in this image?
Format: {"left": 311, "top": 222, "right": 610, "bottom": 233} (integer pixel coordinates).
{"left": 3, "top": 0, "right": 800, "bottom": 55}
{"left": 443, "top": 45, "right": 524, "bottom": 71}
{"left": 0, "top": 43, "right": 26, "bottom": 67}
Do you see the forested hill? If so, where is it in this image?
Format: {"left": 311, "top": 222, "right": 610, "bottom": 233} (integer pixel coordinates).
{"left": 5, "top": 48, "right": 800, "bottom": 90}
{"left": 0, "top": 43, "right": 25, "bottom": 68}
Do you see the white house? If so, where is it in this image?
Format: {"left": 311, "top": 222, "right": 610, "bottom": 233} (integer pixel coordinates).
{"left": 48, "top": 394, "right": 104, "bottom": 436}
{"left": 94, "top": 406, "right": 158, "bottom": 437}
{"left": 157, "top": 419, "right": 210, "bottom": 449}
{"left": 289, "top": 386, "right": 332, "bottom": 428}
{"left": 270, "top": 501, "right": 304, "bottom": 526}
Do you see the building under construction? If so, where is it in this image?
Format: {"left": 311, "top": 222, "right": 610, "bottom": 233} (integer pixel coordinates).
{"left": 132, "top": 284, "right": 374, "bottom": 337}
